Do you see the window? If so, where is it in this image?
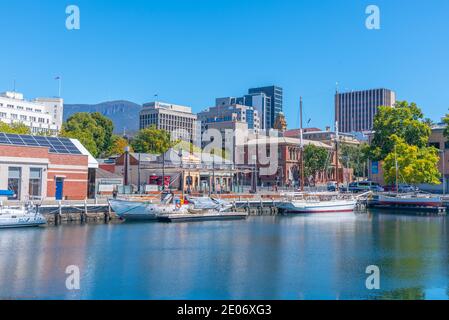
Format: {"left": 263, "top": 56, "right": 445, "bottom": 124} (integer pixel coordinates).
{"left": 20, "top": 115, "right": 27, "bottom": 121}
{"left": 29, "top": 168, "right": 42, "bottom": 199}
{"left": 0, "top": 112, "right": 6, "bottom": 118}
{"left": 11, "top": 113, "right": 18, "bottom": 119}
{"left": 8, "top": 167, "right": 21, "bottom": 200}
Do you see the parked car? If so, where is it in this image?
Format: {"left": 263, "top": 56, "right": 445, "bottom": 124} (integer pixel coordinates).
{"left": 327, "top": 181, "right": 337, "bottom": 192}
{"left": 383, "top": 184, "right": 418, "bottom": 193}
{"left": 348, "top": 181, "right": 384, "bottom": 193}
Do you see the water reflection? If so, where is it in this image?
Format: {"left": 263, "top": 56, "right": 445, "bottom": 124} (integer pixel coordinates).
{"left": 0, "top": 211, "right": 449, "bottom": 300}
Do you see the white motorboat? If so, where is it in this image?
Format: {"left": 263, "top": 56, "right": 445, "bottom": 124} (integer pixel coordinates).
{"left": 0, "top": 203, "right": 47, "bottom": 228}
{"left": 278, "top": 198, "right": 357, "bottom": 214}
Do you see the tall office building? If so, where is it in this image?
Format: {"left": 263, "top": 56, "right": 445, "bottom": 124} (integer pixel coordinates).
{"left": 139, "top": 101, "right": 198, "bottom": 142}
{"left": 248, "top": 86, "right": 283, "bottom": 130}
{"left": 335, "top": 88, "right": 396, "bottom": 133}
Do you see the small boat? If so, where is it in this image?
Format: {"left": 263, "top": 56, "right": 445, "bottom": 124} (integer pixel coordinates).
{"left": 376, "top": 193, "right": 442, "bottom": 207}
{"left": 0, "top": 203, "right": 47, "bottom": 229}
{"left": 278, "top": 198, "right": 357, "bottom": 214}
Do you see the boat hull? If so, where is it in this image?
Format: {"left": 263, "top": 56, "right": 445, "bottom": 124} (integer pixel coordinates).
{"left": 377, "top": 195, "right": 442, "bottom": 207}
{"left": 109, "top": 199, "right": 187, "bottom": 221}
{"left": 0, "top": 216, "right": 47, "bottom": 229}
{"left": 278, "top": 200, "right": 357, "bottom": 214}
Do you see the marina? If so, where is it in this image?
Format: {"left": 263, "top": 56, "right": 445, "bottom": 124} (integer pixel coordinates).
{"left": 1, "top": 210, "right": 449, "bottom": 300}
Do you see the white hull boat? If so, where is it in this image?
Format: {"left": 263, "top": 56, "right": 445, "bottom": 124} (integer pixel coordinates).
{"left": 0, "top": 206, "right": 47, "bottom": 229}
{"left": 278, "top": 199, "right": 357, "bottom": 214}
{"left": 108, "top": 198, "right": 186, "bottom": 221}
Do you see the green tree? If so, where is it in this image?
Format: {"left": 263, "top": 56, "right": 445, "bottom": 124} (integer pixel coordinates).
{"left": 61, "top": 112, "right": 114, "bottom": 157}
{"left": 340, "top": 143, "right": 368, "bottom": 178}
{"left": 368, "top": 101, "right": 431, "bottom": 161}
{"left": 107, "top": 135, "right": 132, "bottom": 156}
{"left": 382, "top": 135, "right": 440, "bottom": 185}
{"left": 303, "top": 144, "right": 329, "bottom": 185}
{"left": 0, "top": 121, "right": 31, "bottom": 134}
{"left": 131, "top": 126, "right": 176, "bottom": 154}
{"left": 91, "top": 112, "right": 114, "bottom": 153}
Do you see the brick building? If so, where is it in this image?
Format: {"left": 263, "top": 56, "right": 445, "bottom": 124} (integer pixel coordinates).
{"left": 0, "top": 133, "right": 98, "bottom": 201}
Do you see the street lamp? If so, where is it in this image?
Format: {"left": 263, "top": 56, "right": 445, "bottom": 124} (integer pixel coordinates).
{"left": 252, "top": 154, "right": 257, "bottom": 193}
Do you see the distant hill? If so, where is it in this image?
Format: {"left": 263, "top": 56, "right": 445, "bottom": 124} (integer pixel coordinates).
{"left": 63, "top": 100, "right": 141, "bottom": 134}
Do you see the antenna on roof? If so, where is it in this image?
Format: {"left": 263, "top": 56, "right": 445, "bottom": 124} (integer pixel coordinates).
{"left": 13, "top": 80, "right": 16, "bottom": 93}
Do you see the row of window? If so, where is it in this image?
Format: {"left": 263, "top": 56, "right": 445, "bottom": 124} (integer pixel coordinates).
{"left": 0, "top": 112, "right": 48, "bottom": 123}
{"left": 0, "top": 102, "right": 43, "bottom": 113}
{"left": 7, "top": 167, "right": 42, "bottom": 200}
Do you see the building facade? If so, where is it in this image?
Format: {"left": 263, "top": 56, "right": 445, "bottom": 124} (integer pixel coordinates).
{"left": 336, "top": 88, "right": 396, "bottom": 133}
{"left": 139, "top": 101, "right": 198, "bottom": 142}
{"left": 0, "top": 91, "right": 64, "bottom": 135}
{"left": 241, "top": 136, "right": 339, "bottom": 187}
{"left": 0, "top": 133, "right": 98, "bottom": 201}
{"left": 248, "top": 86, "right": 283, "bottom": 130}
{"left": 113, "top": 150, "right": 234, "bottom": 194}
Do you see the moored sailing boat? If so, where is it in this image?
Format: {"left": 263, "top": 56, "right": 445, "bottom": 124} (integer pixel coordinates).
{"left": 278, "top": 95, "right": 357, "bottom": 214}
{"left": 0, "top": 202, "right": 47, "bottom": 229}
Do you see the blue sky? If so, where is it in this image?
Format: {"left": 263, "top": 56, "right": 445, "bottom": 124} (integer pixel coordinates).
{"left": 0, "top": 0, "right": 448, "bottom": 129}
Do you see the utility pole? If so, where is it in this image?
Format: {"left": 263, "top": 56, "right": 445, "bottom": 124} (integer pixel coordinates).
{"left": 300, "top": 96, "right": 305, "bottom": 192}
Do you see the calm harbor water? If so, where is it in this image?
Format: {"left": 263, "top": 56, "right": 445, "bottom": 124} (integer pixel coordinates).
{"left": 1, "top": 210, "right": 449, "bottom": 300}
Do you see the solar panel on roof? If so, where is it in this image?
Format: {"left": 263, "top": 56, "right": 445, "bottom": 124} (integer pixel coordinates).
{"left": 0, "top": 133, "right": 83, "bottom": 155}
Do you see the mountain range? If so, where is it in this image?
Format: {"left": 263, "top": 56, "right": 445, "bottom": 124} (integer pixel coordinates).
{"left": 63, "top": 100, "right": 141, "bottom": 134}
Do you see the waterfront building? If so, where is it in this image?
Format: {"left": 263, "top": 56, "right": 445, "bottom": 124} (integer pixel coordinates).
{"left": 95, "top": 167, "right": 124, "bottom": 196}
{"left": 0, "top": 133, "right": 98, "bottom": 201}
{"left": 239, "top": 136, "right": 337, "bottom": 187}
{"left": 336, "top": 88, "right": 396, "bottom": 133}
{"left": 139, "top": 101, "right": 198, "bottom": 142}
{"left": 0, "top": 91, "right": 63, "bottom": 135}
{"left": 112, "top": 149, "right": 234, "bottom": 194}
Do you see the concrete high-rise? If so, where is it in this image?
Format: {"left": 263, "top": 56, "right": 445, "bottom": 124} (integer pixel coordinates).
{"left": 335, "top": 88, "right": 396, "bottom": 133}
{"left": 139, "top": 101, "right": 198, "bottom": 142}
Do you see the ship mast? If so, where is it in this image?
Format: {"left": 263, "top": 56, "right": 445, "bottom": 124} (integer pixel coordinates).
{"left": 335, "top": 85, "right": 340, "bottom": 191}
{"left": 300, "top": 97, "right": 305, "bottom": 192}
